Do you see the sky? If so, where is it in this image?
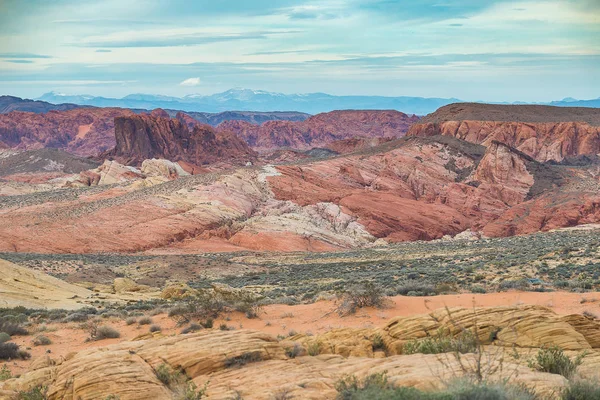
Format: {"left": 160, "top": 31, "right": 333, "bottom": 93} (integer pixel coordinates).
{"left": 0, "top": 0, "right": 598, "bottom": 102}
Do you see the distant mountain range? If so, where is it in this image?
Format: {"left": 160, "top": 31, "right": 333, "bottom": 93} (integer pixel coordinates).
{"left": 36, "top": 89, "right": 460, "bottom": 115}
{"left": 0, "top": 89, "right": 596, "bottom": 117}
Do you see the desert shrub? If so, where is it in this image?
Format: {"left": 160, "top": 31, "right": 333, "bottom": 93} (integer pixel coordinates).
{"left": 403, "top": 330, "right": 478, "bottom": 355}
{"left": 178, "top": 381, "right": 208, "bottom": 400}
{"left": 181, "top": 323, "right": 202, "bottom": 334}
{"left": 498, "top": 279, "right": 530, "bottom": 291}
{"left": 470, "top": 285, "right": 487, "bottom": 294}
{"left": 0, "top": 332, "right": 10, "bottom": 343}
{"left": 0, "top": 343, "right": 19, "bottom": 360}
{"left": 336, "top": 373, "right": 537, "bottom": 400}
{"left": 149, "top": 325, "right": 162, "bottom": 333}
{"left": 335, "top": 282, "right": 388, "bottom": 316}
{"left": 155, "top": 363, "right": 185, "bottom": 386}
{"left": 33, "top": 335, "right": 52, "bottom": 346}
{"left": 562, "top": 380, "right": 600, "bottom": 400}
{"left": 285, "top": 343, "right": 302, "bottom": 359}
{"left": 92, "top": 325, "right": 121, "bottom": 341}
{"left": 15, "top": 385, "right": 48, "bottom": 400}
{"left": 138, "top": 316, "right": 153, "bottom": 325}
{"left": 396, "top": 281, "right": 436, "bottom": 297}
{"left": 125, "top": 317, "right": 137, "bottom": 325}
{"left": 64, "top": 312, "right": 89, "bottom": 323}
{"left": 200, "top": 319, "right": 213, "bottom": 329}
{"left": 445, "top": 379, "right": 538, "bottom": 400}
{"left": 528, "top": 346, "right": 584, "bottom": 378}
{"left": 0, "top": 321, "right": 28, "bottom": 336}
{"left": 17, "top": 349, "right": 31, "bottom": 360}
{"left": 371, "top": 334, "right": 386, "bottom": 352}
{"left": 307, "top": 341, "right": 321, "bottom": 356}
{"left": 0, "top": 364, "right": 11, "bottom": 381}
{"left": 169, "top": 287, "right": 263, "bottom": 324}
{"left": 224, "top": 352, "right": 263, "bottom": 368}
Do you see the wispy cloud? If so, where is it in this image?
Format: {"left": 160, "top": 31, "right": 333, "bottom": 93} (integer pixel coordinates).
{"left": 4, "top": 60, "right": 35, "bottom": 64}
{"left": 180, "top": 77, "right": 201, "bottom": 86}
{"left": 95, "top": 49, "right": 112, "bottom": 53}
{"left": 0, "top": 52, "right": 52, "bottom": 59}
{"left": 72, "top": 30, "right": 301, "bottom": 48}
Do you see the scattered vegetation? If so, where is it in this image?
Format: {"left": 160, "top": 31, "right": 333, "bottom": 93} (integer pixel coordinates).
{"left": 0, "top": 364, "right": 11, "bottom": 381}
{"left": 168, "top": 287, "right": 263, "bottom": 325}
{"left": 0, "top": 342, "right": 30, "bottom": 360}
{"left": 138, "top": 316, "right": 153, "bottom": 325}
{"left": 83, "top": 320, "right": 121, "bottom": 341}
{"left": 155, "top": 363, "right": 208, "bottom": 399}
{"left": 403, "top": 330, "right": 478, "bottom": 355}
{"left": 14, "top": 385, "right": 48, "bottom": 400}
{"left": 32, "top": 335, "right": 52, "bottom": 346}
{"left": 528, "top": 346, "right": 585, "bottom": 379}
{"left": 335, "top": 282, "right": 389, "bottom": 316}
{"left": 224, "top": 352, "right": 263, "bottom": 368}
{"left": 335, "top": 373, "right": 538, "bottom": 400}
{"left": 561, "top": 380, "right": 600, "bottom": 400}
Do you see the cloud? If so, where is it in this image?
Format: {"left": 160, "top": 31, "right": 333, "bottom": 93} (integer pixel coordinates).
{"left": 245, "top": 49, "right": 315, "bottom": 56}
{"left": 0, "top": 52, "right": 52, "bottom": 59}
{"left": 95, "top": 49, "right": 112, "bottom": 53}
{"left": 72, "top": 30, "right": 300, "bottom": 48}
{"left": 4, "top": 60, "right": 34, "bottom": 64}
{"left": 180, "top": 77, "right": 201, "bottom": 86}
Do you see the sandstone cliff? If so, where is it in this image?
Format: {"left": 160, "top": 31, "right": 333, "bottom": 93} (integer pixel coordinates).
{"left": 107, "top": 113, "right": 257, "bottom": 167}
{"left": 408, "top": 103, "right": 600, "bottom": 162}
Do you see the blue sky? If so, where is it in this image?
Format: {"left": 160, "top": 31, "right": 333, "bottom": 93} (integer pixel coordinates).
{"left": 0, "top": 0, "right": 598, "bottom": 101}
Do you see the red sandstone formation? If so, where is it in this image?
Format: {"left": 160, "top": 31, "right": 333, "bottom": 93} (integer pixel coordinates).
{"left": 0, "top": 108, "right": 135, "bottom": 156}
{"left": 106, "top": 113, "right": 257, "bottom": 166}
{"left": 218, "top": 110, "right": 419, "bottom": 150}
{"left": 408, "top": 103, "right": 600, "bottom": 162}
{"left": 267, "top": 136, "right": 600, "bottom": 242}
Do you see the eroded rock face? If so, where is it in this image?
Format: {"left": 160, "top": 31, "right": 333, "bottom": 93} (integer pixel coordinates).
{"left": 267, "top": 135, "right": 600, "bottom": 241}
{"left": 408, "top": 103, "right": 600, "bottom": 162}
{"left": 0, "top": 108, "right": 135, "bottom": 156}
{"left": 218, "top": 110, "right": 419, "bottom": 151}
{"left": 107, "top": 114, "right": 257, "bottom": 167}
{"left": 3, "top": 306, "right": 599, "bottom": 400}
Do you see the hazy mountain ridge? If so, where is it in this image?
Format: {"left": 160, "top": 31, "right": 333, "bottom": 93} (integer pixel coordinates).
{"left": 35, "top": 89, "right": 600, "bottom": 115}
{"left": 36, "top": 89, "right": 460, "bottom": 115}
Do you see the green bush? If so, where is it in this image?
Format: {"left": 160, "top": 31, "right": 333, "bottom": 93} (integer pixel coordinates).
{"left": 156, "top": 363, "right": 185, "bottom": 387}
{"left": 0, "top": 343, "right": 20, "bottom": 360}
{"left": 403, "top": 330, "right": 478, "bottom": 355}
{"left": 335, "top": 282, "right": 388, "bottom": 316}
{"left": 0, "top": 321, "right": 28, "bottom": 336}
{"left": 138, "top": 316, "right": 153, "bottom": 325}
{"left": 528, "top": 346, "right": 584, "bottom": 379}
{"left": 0, "top": 364, "right": 11, "bottom": 381}
{"left": 0, "top": 332, "right": 10, "bottom": 343}
{"left": 33, "top": 335, "right": 52, "bottom": 346}
{"left": 15, "top": 385, "right": 48, "bottom": 400}
{"left": 335, "top": 374, "right": 537, "bottom": 400}
{"left": 94, "top": 325, "right": 121, "bottom": 340}
{"left": 562, "top": 380, "right": 600, "bottom": 400}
